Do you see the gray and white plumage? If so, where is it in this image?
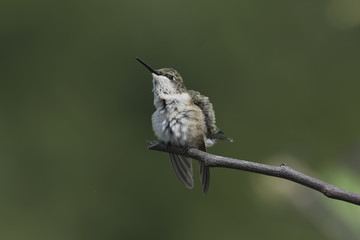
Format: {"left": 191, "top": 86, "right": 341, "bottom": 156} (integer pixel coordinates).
{"left": 136, "top": 58, "right": 232, "bottom": 193}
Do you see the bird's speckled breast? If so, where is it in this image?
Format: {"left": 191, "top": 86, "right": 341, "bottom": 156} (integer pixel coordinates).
{"left": 152, "top": 94, "right": 206, "bottom": 147}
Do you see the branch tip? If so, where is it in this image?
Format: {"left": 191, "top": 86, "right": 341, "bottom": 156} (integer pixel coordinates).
{"left": 147, "top": 140, "right": 360, "bottom": 206}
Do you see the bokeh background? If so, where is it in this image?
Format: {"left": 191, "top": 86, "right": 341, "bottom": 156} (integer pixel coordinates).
{"left": 1, "top": 0, "right": 360, "bottom": 239}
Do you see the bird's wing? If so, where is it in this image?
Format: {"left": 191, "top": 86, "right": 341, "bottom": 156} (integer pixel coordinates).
{"left": 169, "top": 153, "right": 194, "bottom": 189}
{"left": 189, "top": 90, "right": 232, "bottom": 141}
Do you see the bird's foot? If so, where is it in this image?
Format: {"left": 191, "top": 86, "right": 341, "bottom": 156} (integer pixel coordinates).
{"left": 183, "top": 146, "right": 192, "bottom": 153}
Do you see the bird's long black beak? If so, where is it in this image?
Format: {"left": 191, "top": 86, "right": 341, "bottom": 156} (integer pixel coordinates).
{"left": 136, "top": 57, "right": 159, "bottom": 75}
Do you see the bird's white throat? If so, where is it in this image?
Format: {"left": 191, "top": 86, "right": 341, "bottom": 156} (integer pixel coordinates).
{"left": 152, "top": 74, "right": 190, "bottom": 108}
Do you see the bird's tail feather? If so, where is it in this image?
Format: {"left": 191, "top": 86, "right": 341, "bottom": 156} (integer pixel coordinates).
{"left": 198, "top": 161, "right": 210, "bottom": 194}
{"left": 198, "top": 141, "right": 210, "bottom": 194}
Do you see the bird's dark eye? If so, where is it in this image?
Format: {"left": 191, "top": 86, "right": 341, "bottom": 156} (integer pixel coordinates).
{"left": 166, "top": 74, "right": 174, "bottom": 80}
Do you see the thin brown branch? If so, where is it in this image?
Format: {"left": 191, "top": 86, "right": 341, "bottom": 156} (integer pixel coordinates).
{"left": 148, "top": 141, "right": 360, "bottom": 206}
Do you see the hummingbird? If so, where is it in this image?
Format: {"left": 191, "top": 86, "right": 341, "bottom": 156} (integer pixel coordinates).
{"left": 136, "top": 57, "right": 232, "bottom": 193}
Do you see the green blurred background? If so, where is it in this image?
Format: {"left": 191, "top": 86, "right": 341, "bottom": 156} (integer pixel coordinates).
{"left": 1, "top": 0, "right": 360, "bottom": 239}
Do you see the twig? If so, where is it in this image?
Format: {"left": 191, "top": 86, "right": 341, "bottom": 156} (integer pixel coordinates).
{"left": 148, "top": 141, "right": 360, "bottom": 206}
